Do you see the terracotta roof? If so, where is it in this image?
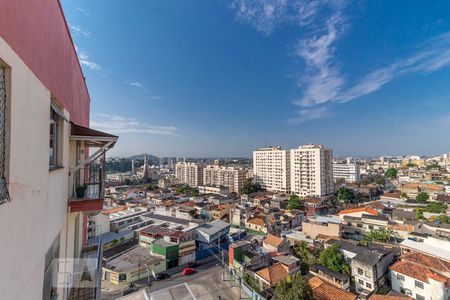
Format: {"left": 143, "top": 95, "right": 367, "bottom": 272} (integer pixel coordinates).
{"left": 401, "top": 252, "right": 450, "bottom": 274}
{"left": 247, "top": 217, "right": 265, "bottom": 226}
{"left": 369, "top": 295, "right": 412, "bottom": 300}
{"left": 402, "top": 183, "right": 444, "bottom": 191}
{"left": 369, "top": 202, "right": 386, "bottom": 210}
{"left": 255, "top": 263, "right": 289, "bottom": 285}
{"left": 304, "top": 197, "right": 323, "bottom": 204}
{"left": 381, "top": 191, "right": 402, "bottom": 199}
{"left": 309, "top": 276, "right": 356, "bottom": 300}
{"left": 339, "top": 207, "right": 378, "bottom": 216}
{"left": 263, "top": 234, "right": 284, "bottom": 248}
{"left": 102, "top": 206, "right": 127, "bottom": 215}
{"left": 390, "top": 261, "right": 450, "bottom": 285}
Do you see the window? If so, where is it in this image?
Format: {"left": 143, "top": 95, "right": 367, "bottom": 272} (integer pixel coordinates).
{"left": 365, "top": 282, "right": 372, "bottom": 289}
{"left": 358, "top": 268, "right": 364, "bottom": 275}
{"left": 0, "top": 67, "right": 9, "bottom": 204}
{"left": 358, "top": 279, "right": 364, "bottom": 284}
{"left": 49, "top": 106, "right": 61, "bottom": 168}
{"left": 416, "top": 294, "right": 425, "bottom": 300}
{"left": 397, "top": 274, "right": 405, "bottom": 281}
{"left": 415, "top": 280, "right": 424, "bottom": 289}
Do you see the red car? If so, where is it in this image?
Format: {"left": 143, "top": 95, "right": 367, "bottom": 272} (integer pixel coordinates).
{"left": 182, "top": 268, "right": 196, "bottom": 275}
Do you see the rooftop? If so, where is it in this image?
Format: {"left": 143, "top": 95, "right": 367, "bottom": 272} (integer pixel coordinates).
{"left": 308, "top": 276, "right": 356, "bottom": 300}
{"left": 339, "top": 207, "right": 378, "bottom": 216}
{"left": 310, "top": 264, "right": 349, "bottom": 282}
{"left": 255, "top": 263, "right": 289, "bottom": 285}
{"left": 104, "top": 246, "right": 163, "bottom": 273}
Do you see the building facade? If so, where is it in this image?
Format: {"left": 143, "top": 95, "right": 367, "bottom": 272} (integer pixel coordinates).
{"left": 202, "top": 165, "right": 246, "bottom": 193}
{"left": 290, "top": 144, "right": 333, "bottom": 198}
{"left": 0, "top": 2, "right": 117, "bottom": 299}
{"left": 253, "top": 146, "right": 290, "bottom": 193}
{"left": 333, "top": 159, "right": 361, "bottom": 183}
{"left": 175, "top": 162, "right": 203, "bottom": 187}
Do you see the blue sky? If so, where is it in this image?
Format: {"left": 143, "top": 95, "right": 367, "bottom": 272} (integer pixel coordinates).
{"left": 62, "top": 0, "right": 450, "bottom": 158}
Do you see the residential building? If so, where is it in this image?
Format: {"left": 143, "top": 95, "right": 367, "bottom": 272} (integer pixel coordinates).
{"left": 202, "top": 165, "right": 246, "bottom": 193}
{"left": 290, "top": 144, "right": 334, "bottom": 198}
{"left": 254, "top": 263, "right": 290, "bottom": 289}
{"left": 253, "top": 146, "right": 291, "bottom": 193}
{"left": 195, "top": 219, "right": 230, "bottom": 259}
{"left": 334, "top": 159, "right": 361, "bottom": 183}
{"left": 0, "top": 3, "right": 117, "bottom": 299}
{"left": 338, "top": 207, "right": 379, "bottom": 219}
{"left": 198, "top": 185, "right": 230, "bottom": 195}
{"left": 175, "top": 162, "right": 203, "bottom": 187}
{"left": 327, "top": 239, "right": 396, "bottom": 294}
{"left": 310, "top": 264, "right": 351, "bottom": 290}
{"left": 308, "top": 276, "right": 357, "bottom": 300}
{"left": 304, "top": 196, "right": 330, "bottom": 216}
{"left": 390, "top": 252, "right": 450, "bottom": 300}
{"left": 262, "top": 234, "right": 290, "bottom": 254}
{"left": 401, "top": 182, "right": 445, "bottom": 200}
{"left": 302, "top": 216, "right": 341, "bottom": 239}
{"left": 400, "top": 236, "right": 450, "bottom": 261}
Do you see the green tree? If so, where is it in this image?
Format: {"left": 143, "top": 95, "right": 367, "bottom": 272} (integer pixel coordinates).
{"left": 293, "top": 241, "right": 310, "bottom": 261}
{"left": 288, "top": 194, "right": 303, "bottom": 210}
{"left": 318, "top": 244, "right": 350, "bottom": 275}
{"left": 415, "top": 208, "right": 425, "bottom": 220}
{"left": 385, "top": 168, "right": 398, "bottom": 179}
{"left": 400, "top": 192, "right": 409, "bottom": 200}
{"left": 239, "top": 179, "right": 262, "bottom": 194}
{"left": 375, "top": 177, "right": 385, "bottom": 185}
{"left": 426, "top": 163, "right": 440, "bottom": 171}
{"left": 364, "top": 228, "right": 393, "bottom": 243}
{"left": 425, "top": 202, "right": 447, "bottom": 213}
{"left": 275, "top": 273, "right": 313, "bottom": 300}
{"left": 337, "top": 188, "right": 355, "bottom": 204}
{"left": 416, "top": 192, "right": 429, "bottom": 203}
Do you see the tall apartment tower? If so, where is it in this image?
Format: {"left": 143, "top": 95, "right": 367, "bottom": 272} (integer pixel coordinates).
{"left": 203, "top": 165, "right": 247, "bottom": 193}
{"left": 175, "top": 162, "right": 203, "bottom": 187}
{"left": 253, "top": 147, "right": 290, "bottom": 193}
{"left": 290, "top": 144, "right": 333, "bottom": 198}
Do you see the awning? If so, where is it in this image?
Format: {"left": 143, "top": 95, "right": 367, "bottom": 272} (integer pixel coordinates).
{"left": 70, "top": 122, "right": 118, "bottom": 173}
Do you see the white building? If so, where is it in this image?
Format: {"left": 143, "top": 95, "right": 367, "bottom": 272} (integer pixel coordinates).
{"left": 290, "top": 144, "right": 333, "bottom": 198}
{"left": 390, "top": 252, "right": 450, "bottom": 300}
{"left": 333, "top": 159, "right": 361, "bottom": 182}
{"left": 0, "top": 4, "right": 117, "bottom": 299}
{"left": 175, "top": 162, "right": 203, "bottom": 187}
{"left": 202, "top": 165, "right": 246, "bottom": 193}
{"left": 253, "top": 146, "right": 290, "bottom": 193}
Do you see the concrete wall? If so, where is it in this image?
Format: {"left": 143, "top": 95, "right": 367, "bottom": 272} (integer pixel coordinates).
{"left": 0, "top": 36, "right": 70, "bottom": 299}
{"left": 391, "top": 270, "right": 447, "bottom": 300}
{"left": 302, "top": 221, "right": 340, "bottom": 239}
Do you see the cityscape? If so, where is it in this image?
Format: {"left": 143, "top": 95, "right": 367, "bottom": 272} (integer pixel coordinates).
{"left": 2, "top": 1, "right": 450, "bottom": 300}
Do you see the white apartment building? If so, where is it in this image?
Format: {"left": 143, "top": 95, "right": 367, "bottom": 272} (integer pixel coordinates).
{"left": 253, "top": 147, "right": 290, "bottom": 193}
{"left": 333, "top": 158, "right": 361, "bottom": 182}
{"left": 202, "top": 165, "right": 246, "bottom": 193}
{"left": 290, "top": 144, "right": 333, "bottom": 198}
{"left": 0, "top": 4, "right": 117, "bottom": 300}
{"left": 175, "top": 162, "right": 203, "bottom": 187}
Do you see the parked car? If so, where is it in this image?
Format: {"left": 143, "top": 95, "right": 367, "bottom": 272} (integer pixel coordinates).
{"left": 182, "top": 268, "right": 196, "bottom": 275}
{"left": 154, "top": 272, "right": 169, "bottom": 281}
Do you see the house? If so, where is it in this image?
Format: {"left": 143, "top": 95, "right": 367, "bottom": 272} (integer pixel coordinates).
{"left": 400, "top": 236, "right": 450, "bottom": 262}
{"left": 262, "top": 234, "right": 290, "bottom": 254}
{"left": 195, "top": 219, "right": 230, "bottom": 259}
{"left": 390, "top": 252, "right": 450, "bottom": 300}
{"left": 254, "top": 263, "right": 290, "bottom": 289}
{"left": 326, "top": 239, "right": 396, "bottom": 293}
{"left": 245, "top": 216, "right": 269, "bottom": 233}
{"left": 272, "top": 255, "right": 300, "bottom": 274}
{"left": 304, "top": 197, "right": 329, "bottom": 216}
{"left": 308, "top": 276, "right": 357, "bottom": 300}
{"left": 310, "top": 264, "right": 351, "bottom": 290}
{"left": 302, "top": 216, "right": 341, "bottom": 239}
{"left": 401, "top": 183, "right": 445, "bottom": 200}
{"left": 339, "top": 207, "right": 379, "bottom": 219}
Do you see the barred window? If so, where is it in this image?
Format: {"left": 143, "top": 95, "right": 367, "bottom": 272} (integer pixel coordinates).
{"left": 0, "top": 67, "right": 10, "bottom": 204}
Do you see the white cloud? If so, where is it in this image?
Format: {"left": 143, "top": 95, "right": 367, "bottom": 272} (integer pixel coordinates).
{"left": 77, "top": 50, "right": 101, "bottom": 71}
{"left": 231, "top": 1, "right": 450, "bottom": 122}
{"left": 69, "top": 24, "right": 92, "bottom": 39}
{"left": 91, "top": 114, "right": 178, "bottom": 136}
{"left": 128, "top": 81, "right": 162, "bottom": 100}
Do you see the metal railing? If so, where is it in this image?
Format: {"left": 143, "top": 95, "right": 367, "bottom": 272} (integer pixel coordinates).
{"left": 70, "top": 157, "right": 105, "bottom": 201}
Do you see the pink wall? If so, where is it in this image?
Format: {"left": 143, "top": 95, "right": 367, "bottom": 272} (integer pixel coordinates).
{"left": 0, "top": 0, "right": 90, "bottom": 126}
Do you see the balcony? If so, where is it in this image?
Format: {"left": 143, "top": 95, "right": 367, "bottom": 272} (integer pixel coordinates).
{"left": 68, "top": 123, "right": 117, "bottom": 212}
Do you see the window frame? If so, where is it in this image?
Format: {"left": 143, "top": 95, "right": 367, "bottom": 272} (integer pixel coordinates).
{"left": 415, "top": 280, "right": 424, "bottom": 289}
{"left": 0, "top": 64, "right": 10, "bottom": 204}
{"left": 49, "top": 104, "right": 63, "bottom": 170}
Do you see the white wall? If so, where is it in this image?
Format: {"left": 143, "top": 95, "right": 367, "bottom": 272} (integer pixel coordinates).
{"left": 391, "top": 270, "right": 447, "bottom": 300}
{"left": 0, "top": 36, "right": 70, "bottom": 299}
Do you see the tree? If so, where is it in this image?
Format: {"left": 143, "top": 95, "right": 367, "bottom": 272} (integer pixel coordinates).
{"left": 416, "top": 192, "right": 429, "bottom": 203}
{"left": 239, "top": 179, "right": 262, "bottom": 194}
{"left": 318, "top": 244, "right": 350, "bottom": 275}
{"left": 364, "top": 228, "right": 393, "bottom": 243}
{"left": 425, "top": 202, "right": 447, "bottom": 213}
{"left": 375, "top": 177, "right": 385, "bottom": 185}
{"left": 293, "top": 241, "right": 310, "bottom": 261}
{"left": 275, "top": 273, "right": 313, "bottom": 300}
{"left": 426, "top": 163, "right": 440, "bottom": 171}
{"left": 337, "top": 188, "right": 355, "bottom": 204}
{"left": 385, "top": 168, "right": 398, "bottom": 179}
{"left": 288, "top": 194, "right": 303, "bottom": 210}
{"left": 400, "top": 192, "right": 409, "bottom": 200}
